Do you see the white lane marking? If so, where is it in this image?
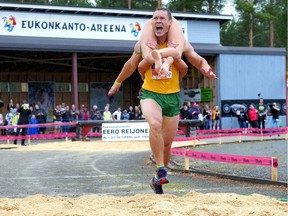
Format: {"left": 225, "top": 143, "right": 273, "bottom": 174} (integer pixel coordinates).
{"left": 0, "top": 174, "right": 140, "bottom": 180}
{"left": 91, "top": 158, "right": 142, "bottom": 186}
{"left": 0, "top": 191, "right": 145, "bottom": 198}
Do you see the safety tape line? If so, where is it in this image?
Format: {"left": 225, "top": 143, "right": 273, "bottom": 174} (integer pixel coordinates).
{"left": 171, "top": 148, "right": 278, "bottom": 167}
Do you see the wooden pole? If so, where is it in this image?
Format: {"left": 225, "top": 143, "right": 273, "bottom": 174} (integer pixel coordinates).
{"left": 128, "top": 0, "right": 131, "bottom": 9}
{"left": 158, "top": 0, "right": 162, "bottom": 8}
{"left": 184, "top": 152, "right": 189, "bottom": 170}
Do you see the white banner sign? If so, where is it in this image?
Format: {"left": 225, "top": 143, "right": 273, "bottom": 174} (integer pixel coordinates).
{"left": 0, "top": 11, "right": 187, "bottom": 40}
{"left": 102, "top": 122, "right": 149, "bottom": 141}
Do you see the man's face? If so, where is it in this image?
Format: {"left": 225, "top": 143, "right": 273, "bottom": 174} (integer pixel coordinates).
{"left": 152, "top": 10, "right": 172, "bottom": 37}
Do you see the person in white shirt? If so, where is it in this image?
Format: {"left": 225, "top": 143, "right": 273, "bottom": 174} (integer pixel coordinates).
{"left": 112, "top": 107, "right": 122, "bottom": 121}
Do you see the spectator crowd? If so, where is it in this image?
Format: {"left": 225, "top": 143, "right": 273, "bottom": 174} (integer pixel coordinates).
{"left": 179, "top": 98, "right": 281, "bottom": 131}
{"left": 0, "top": 99, "right": 146, "bottom": 136}
{"left": 0, "top": 97, "right": 282, "bottom": 139}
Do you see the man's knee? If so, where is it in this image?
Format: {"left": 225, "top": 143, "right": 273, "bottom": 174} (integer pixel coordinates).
{"left": 148, "top": 120, "right": 162, "bottom": 134}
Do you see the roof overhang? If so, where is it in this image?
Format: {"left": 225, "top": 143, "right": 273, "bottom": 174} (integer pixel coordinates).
{"left": 0, "top": 36, "right": 285, "bottom": 56}
{"left": 0, "top": 36, "right": 136, "bottom": 53}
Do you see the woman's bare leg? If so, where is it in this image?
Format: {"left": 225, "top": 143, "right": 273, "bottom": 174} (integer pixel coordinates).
{"left": 167, "top": 17, "right": 186, "bottom": 59}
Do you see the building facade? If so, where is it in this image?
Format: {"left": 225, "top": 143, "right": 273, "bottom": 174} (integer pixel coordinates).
{"left": 0, "top": 3, "right": 286, "bottom": 127}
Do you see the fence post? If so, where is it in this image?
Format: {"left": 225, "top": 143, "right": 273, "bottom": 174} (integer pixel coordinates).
{"left": 7, "top": 135, "right": 9, "bottom": 144}
{"left": 218, "top": 133, "right": 222, "bottom": 144}
{"left": 65, "top": 132, "right": 68, "bottom": 142}
{"left": 184, "top": 150, "right": 189, "bottom": 170}
{"left": 238, "top": 132, "right": 242, "bottom": 143}
{"left": 271, "top": 157, "right": 278, "bottom": 181}
{"left": 260, "top": 130, "right": 263, "bottom": 141}
{"left": 192, "top": 136, "right": 196, "bottom": 146}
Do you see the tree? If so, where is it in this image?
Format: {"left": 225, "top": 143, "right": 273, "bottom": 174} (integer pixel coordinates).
{"left": 5, "top": 0, "right": 93, "bottom": 6}
{"left": 52, "top": 0, "right": 92, "bottom": 6}
{"left": 166, "top": 0, "right": 225, "bottom": 14}
{"left": 94, "top": 0, "right": 158, "bottom": 10}
{"left": 221, "top": 0, "right": 287, "bottom": 49}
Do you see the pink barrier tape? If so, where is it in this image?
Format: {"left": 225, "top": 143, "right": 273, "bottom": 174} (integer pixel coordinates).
{"left": 176, "top": 130, "right": 185, "bottom": 135}
{"left": 194, "top": 134, "right": 221, "bottom": 140}
{"left": 86, "top": 132, "right": 102, "bottom": 137}
{"left": 220, "top": 133, "right": 242, "bottom": 137}
{"left": 67, "top": 132, "right": 77, "bottom": 138}
{"left": 171, "top": 148, "right": 185, "bottom": 156}
{"left": 197, "top": 127, "right": 288, "bottom": 134}
{"left": 0, "top": 122, "right": 77, "bottom": 129}
{"left": 242, "top": 131, "right": 286, "bottom": 137}
{"left": 0, "top": 132, "right": 77, "bottom": 141}
{"left": 173, "top": 136, "right": 196, "bottom": 142}
{"left": 175, "top": 149, "right": 276, "bottom": 167}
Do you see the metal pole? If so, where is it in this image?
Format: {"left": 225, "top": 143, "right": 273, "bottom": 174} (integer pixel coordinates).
{"left": 72, "top": 52, "right": 79, "bottom": 109}
{"left": 286, "top": 69, "right": 288, "bottom": 127}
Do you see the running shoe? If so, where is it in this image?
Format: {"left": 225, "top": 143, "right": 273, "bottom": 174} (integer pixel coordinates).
{"left": 155, "top": 168, "right": 169, "bottom": 186}
{"left": 150, "top": 177, "right": 163, "bottom": 194}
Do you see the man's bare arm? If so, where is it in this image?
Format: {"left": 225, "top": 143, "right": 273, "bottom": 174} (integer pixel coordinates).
{"left": 108, "top": 42, "right": 142, "bottom": 96}
{"left": 173, "top": 60, "right": 188, "bottom": 79}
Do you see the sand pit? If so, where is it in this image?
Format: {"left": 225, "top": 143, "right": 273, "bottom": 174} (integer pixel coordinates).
{"left": 0, "top": 140, "right": 287, "bottom": 215}
{"left": 0, "top": 192, "right": 286, "bottom": 216}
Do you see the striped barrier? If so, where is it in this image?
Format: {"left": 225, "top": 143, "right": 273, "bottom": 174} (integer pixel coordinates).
{"left": 0, "top": 122, "right": 77, "bottom": 144}
{"left": 197, "top": 127, "right": 287, "bottom": 135}
{"left": 0, "top": 122, "right": 286, "bottom": 144}
{"left": 0, "top": 122, "right": 76, "bottom": 129}
{"left": 0, "top": 132, "right": 77, "bottom": 143}
{"left": 176, "top": 127, "right": 288, "bottom": 143}
{"left": 171, "top": 148, "right": 279, "bottom": 181}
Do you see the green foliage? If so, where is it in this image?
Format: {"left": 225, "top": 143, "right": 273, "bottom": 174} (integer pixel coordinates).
{"left": 94, "top": 0, "right": 158, "bottom": 10}
{"left": 235, "top": 0, "right": 254, "bottom": 14}
{"left": 274, "top": 6, "right": 287, "bottom": 48}
{"left": 4, "top": 0, "right": 93, "bottom": 6}
{"left": 167, "top": 0, "right": 225, "bottom": 14}
{"left": 167, "top": 0, "right": 204, "bottom": 13}
{"left": 221, "top": 0, "right": 287, "bottom": 49}
{"left": 52, "top": 0, "right": 93, "bottom": 7}
{"left": 93, "top": 0, "right": 128, "bottom": 8}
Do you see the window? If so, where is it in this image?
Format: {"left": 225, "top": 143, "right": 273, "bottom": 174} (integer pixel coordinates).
{"left": 10, "top": 83, "right": 28, "bottom": 92}
{"left": 55, "top": 83, "right": 71, "bottom": 92}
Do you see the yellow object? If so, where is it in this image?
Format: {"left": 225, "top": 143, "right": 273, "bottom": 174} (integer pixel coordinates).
{"left": 142, "top": 42, "right": 180, "bottom": 94}
{"left": 114, "top": 81, "right": 121, "bottom": 86}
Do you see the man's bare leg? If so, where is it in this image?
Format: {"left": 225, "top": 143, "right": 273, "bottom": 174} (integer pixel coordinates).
{"left": 140, "top": 98, "right": 164, "bottom": 166}
{"left": 168, "top": 17, "right": 186, "bottom": 55}
{"left": 162, "top": 115, "right": 179, "bottom": 166}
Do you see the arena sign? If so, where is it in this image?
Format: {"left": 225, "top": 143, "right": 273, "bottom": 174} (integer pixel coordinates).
{"left": 102, "top": 122, "right": 149, "bottom": 141}
{"left": 0, "top": 11, "right": 188, "bottom": 40}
